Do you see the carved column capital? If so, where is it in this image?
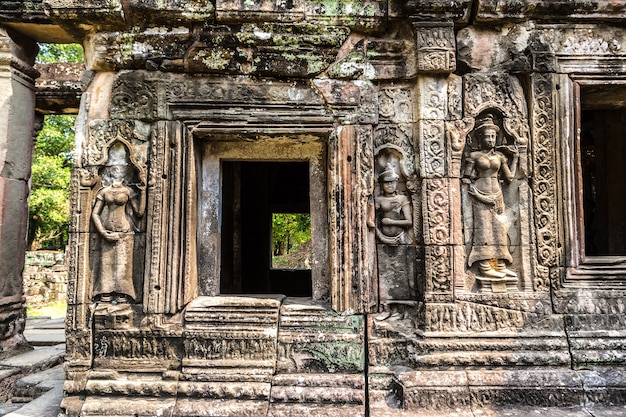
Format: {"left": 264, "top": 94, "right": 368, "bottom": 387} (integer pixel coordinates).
{"left": 412, "top": 21, "right": 456, "bottom": 74}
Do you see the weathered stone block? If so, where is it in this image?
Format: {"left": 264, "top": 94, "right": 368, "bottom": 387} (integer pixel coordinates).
{"left": 129, "top": 0, "right": 214, "bottom": 25}
{"left": 416, "top": 75, "right": 448, "bottom": 121}
{"left": 476, "top": 0, "right": 626, "bottom": 22}
{"left": 378, "top": 86, "right": 414, "bottom": 124}
{"left": 217, "top": 0, "right": 304, "bottom": 23}
{"left": 304, "top": 0, "right": 388, "bottom": 33}
{"left": 43, "top": 0, "right": 125, "bottom": 28}
{"left": 313, "top": 79, "right": 378, "bottom": 124}
{"left": 175, "top": 398, "right": 268, "bottom": 417}
{"left": 80, "top": 395, "right": 176, "bottom": 416}
{"left": 0, "top": 177, "right": 28, "bottom": 299}
{"left": 405, "top": 0, "right": 473, "bottom": 23}
{"left": 276, "top": 299, "right": 365, "bottom": 373}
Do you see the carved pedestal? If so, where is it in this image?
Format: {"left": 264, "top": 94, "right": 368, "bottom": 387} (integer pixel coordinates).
{"left": 476, "top": 276, "right": 519, "bottom": 294}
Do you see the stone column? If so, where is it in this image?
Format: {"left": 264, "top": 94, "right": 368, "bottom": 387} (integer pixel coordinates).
{"left": 0, "top": 27, "right": 38, "bottom": 357}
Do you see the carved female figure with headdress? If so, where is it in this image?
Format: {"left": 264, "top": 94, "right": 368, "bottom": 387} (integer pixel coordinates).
{"left": 463, "top": 114, "right": 518, "bottom": 279}
{"left": 372, "top": 163, "right": 413, "bottom": 245}
{"left": 92, "top": 143, "right": 146, "bottom": 303}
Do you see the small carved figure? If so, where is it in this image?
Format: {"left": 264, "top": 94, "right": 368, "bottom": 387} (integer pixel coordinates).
{"left": 92, "top": 144, "right": 146, "bottom": 304}
{"left": 371, "top": 164, "right": 413, "bottom": 245}
{"left": 463, "top": 115, "right": 518, "bottom": 279}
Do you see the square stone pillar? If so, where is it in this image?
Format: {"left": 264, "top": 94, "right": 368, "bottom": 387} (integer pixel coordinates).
{"left": 0, "top": 27, "right": 38, "bottom": 357}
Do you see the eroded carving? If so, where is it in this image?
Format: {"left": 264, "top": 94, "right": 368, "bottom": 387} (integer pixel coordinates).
{"left": 372, "top": 164, "right": 413, "bottom": 245}
{"left": 92, "top": 142, "right": 146, "bottom": 304}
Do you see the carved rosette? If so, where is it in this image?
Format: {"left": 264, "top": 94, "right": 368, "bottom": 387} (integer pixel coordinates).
{"left": 110, "top": 76, "right": 158, "bottom": 121}
{"left": 378, "top": 87, "right": 414, "bottom": 124}
{"left": 419, "top": 120, "right": 445, "bottom": 178}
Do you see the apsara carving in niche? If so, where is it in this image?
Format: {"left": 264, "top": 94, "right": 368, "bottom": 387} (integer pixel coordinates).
{"left": 92, "top": 142, "right": 146, "bottom": 304}
{"left": 368, "top": 145, "right": 417, "bottom": 319}
{"left": 462, "top": 113, "right": 519, "bottom": 292}
{"left": 373, "top": 163, "right": 413, "bottom": 245}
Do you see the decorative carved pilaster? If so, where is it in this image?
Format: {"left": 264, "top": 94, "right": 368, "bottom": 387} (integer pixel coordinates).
{"left": 144, "top": 121, "right": 197, "bottom": 315}
{"left": 530, "top": 73, "right": 557, "bottom": 290}
{"left": 329, "top": 125, "right": 376, "bottom": 313}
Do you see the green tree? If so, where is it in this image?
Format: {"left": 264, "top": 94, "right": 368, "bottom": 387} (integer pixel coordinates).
{"left": 272, "top": 213, "right": 311, "bottom": 256}
{"left": 36, "top": 43, "right": 84, "bottom": 64}
{"left": 27, "top": 43, "right": 84, "bottom": 250}
{"left": 28, "top": 115, "right": 75, "bottom": 250}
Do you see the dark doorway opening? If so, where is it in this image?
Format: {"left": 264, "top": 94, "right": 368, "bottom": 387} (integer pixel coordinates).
{"left": 220, "top": 161, "right": 312, "bottom": 296}
{"left": 580, "top": 107, "right": 626, "bottom": 256}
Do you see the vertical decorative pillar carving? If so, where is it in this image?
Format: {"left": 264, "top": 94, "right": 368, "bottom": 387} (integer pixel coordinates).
{"left": 329, "top": 125, "right": 376, "bottom": 313}
{"left": 417, "top": 74, "right": 459, "bottom": 302}
{"left": 0, "top": 28, "right": 38, "bottom": 356}
{"left": 530, "top": 73, "right": 557, "bottom": 291}
{"left": 144, "top": 121, "right": 198, "bottom": 315}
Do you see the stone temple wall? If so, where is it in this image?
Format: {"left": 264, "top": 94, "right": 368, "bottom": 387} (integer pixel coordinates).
{"left": 1, "top": 1, "right": 626, "bottom": 416}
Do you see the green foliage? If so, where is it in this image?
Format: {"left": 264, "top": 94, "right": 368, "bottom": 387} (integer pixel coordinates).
{"left": 272, "top": 213, "right": 311, "bottom": 256}
{"left": 27, "top": 300, "right": 67, "bottom": 319}
{"left": 27, "top": 43, "right": 82, "bottom": 250}
{"left": 28, "top": 115, "right": 75, "bottom": 250}
{"left": 36, "top": 43, "right": 84, "bottom": 64}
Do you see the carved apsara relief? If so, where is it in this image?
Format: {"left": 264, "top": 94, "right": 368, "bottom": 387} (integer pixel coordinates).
{"left": 369, "top": 95, "right": 419, "bottom": 317}
{"left": 462, "top": 114, "right": 519, "bottom": 288}
{"left": 460, "top": 74, "right": 533, "bottom": 294}
{"left": 79, "top": 120, "right": 151, "bottom": 311}
{"left": 92, "top": 142, "right": 146, "bottom": 304}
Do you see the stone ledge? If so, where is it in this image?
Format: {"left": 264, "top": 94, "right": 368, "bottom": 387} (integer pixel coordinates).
{"left": 476, "top": 0, "right": 626, "bottom": 22}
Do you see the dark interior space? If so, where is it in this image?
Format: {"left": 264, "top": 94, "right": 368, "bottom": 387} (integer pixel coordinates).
{"left": 220, "top": 161, "right": 312, "bottom": 296}
{"left": 580, "top": 105, "right": 626, "bottom": 256}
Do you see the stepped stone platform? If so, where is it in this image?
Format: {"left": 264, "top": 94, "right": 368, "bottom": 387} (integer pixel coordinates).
{"left": 0, "top": 317, "right": 65, "bottom": 417}
{"left": 2, "top": 317, "right": 626, "bottom": 417}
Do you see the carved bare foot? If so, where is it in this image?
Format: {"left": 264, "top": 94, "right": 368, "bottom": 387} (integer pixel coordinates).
{"left": 479, "top": 260, "right": 506, "bottom": 278}
{"left": 496, "top": 261, "right": 517, "bottom": 277}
